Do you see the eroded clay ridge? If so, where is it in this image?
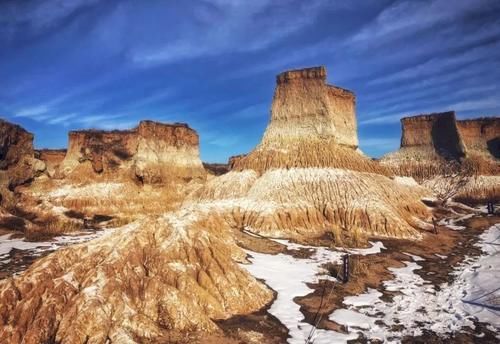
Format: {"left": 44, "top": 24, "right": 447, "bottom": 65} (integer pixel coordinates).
{"left": 60, "top": 120, "right": 206, "bottom": 183}
{"left": 457, "top": 117, "right": 499, "bottom": 159}
{"left": 234, "top": 66, "right": 386, "bottom": 174}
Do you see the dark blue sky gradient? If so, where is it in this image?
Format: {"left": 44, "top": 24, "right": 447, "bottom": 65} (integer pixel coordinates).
{"left": 1, "top": 0, "right": 499, "bottom": 162}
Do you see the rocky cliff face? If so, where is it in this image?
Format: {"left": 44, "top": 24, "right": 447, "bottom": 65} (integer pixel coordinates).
{"left": 400, "top": 112, "right": 466, "bottom": 160}
{"left": 234, "top": 67, "right": 386, "bottom": 174}
{"left": 457, "top": 117, "right": 499, "bottom": 159}
{"left": 0, "top": 119, "right": 45, "bottom": 191}
{"left": 60, "top": 121, "right": 206, "bottom": 183}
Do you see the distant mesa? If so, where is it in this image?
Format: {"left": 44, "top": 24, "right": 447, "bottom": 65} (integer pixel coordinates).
{"left": 457, "top": 117, "right": 500, "bottom": 159}
{"left": 399, "top": 111, "right": 466, "bottom": 160}
{"left": 61, "top": 120, "right": 206, "bottom": 184}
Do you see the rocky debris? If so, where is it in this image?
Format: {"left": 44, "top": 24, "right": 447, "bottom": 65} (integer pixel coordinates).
{"left": 35, "top": 149, "right": 66, "bottom": 178}
{"left": 60, "top": 120, "right": 206, "bottom": 184}
{"left": 233, "top": 67, "right": 387, "bottom": 174}
{"left": 457, "top": 117, "right": 499, "bottom": 159}
{"left": 0, "top": 211, "right": 272, "bottom": 343}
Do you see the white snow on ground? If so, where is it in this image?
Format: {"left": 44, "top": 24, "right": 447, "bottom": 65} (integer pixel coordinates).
{"left": 438, "top": 213, "right": 475, "bottom": 231}
{"left": 0, "top": 230, "right": 107, "bottom": 275}
{"left": 241, "top": 240, "right": 384, "bottom": 343}
{"left": 330, "top": 223, "right": 500, "bottom": 342}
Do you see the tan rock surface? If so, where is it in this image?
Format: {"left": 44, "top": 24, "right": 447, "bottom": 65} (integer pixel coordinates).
{"left": 60, "top": 121, "right": 206, "bottom": 184}
{"left": 234, "top": 67, "right": 386, "bottom": 174}
{"left": 0, "top": 213, "right": 272, "bottom": 343}
{"left": 457, "top": 117, "right": 499, "bottom": 159}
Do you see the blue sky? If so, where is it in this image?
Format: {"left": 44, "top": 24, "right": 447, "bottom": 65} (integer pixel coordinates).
{"left": 1, "top": 0, "right": 499, "bottom": 162}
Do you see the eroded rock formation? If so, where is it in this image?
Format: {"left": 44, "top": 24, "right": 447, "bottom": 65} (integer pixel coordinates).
{"left": 381, "top": 112, "right": 468, "bottom": 181}
{"left": 233, "top": 66, "right": 386, "bottom": 174}
{"left": 457, "top": 117, "right": 499, "bottom": 159}
{"left": 0, "top": 213, "right": 272, "bottom": 343}
{"left": 60, "top": 121, "right": 206, "bottom": 184}
{"left": 381, "top": 113, "right": 499, "bottom": 202}
{"left": 35, "top": 149, "right": 66, "bottom": 178}
{"left": 194, "top": 67, "right": 430, "bottom": 240}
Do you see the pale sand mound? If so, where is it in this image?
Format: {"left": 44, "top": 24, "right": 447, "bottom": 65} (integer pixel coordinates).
{"left": 0, "top": 211, "right": 271, "bottom": 343}
{"left": 191, "top": 168, "right": 430, "bottom": 241}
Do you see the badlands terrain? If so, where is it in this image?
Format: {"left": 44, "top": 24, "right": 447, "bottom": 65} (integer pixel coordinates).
{"left": 0, "top": 66, "right": 499, "bottom": 343}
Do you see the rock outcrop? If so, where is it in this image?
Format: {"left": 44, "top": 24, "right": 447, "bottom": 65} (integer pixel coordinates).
{"left": 192, "top": 67, "right": 430, "bottom": 241}
{"left": 60, "top": 121, "right": 206, "bottom": 184}
{"left": 381, "top": 113, "right": 499, "bottom": 202}
{"left": 0, "top": 213, "right": 272, "bottom": 343}
{"left": 35, "top": 149, "right": 66, "bottom": 178}
{"left": 399, "top": 112, "right": 466, "bottom": 160}
{"left": 457, "top": 117, "right": 499, "bottom": 159}
{"left": 0, "top": 119, "right": 45, "bottom": 212}
{"left": 233, "top": 67, "right": 386, "bottom": 174}
{"left": 381, "top": 112, "right": 469, "bottom": 181}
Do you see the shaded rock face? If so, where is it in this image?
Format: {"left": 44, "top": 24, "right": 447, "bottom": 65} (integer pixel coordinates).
{"left": 234, "top": 67, "right": 386, "bottom": 174}
{"left": 61, "top": 121, "right": 205, "bottom": 183}
{"left": 457, "top": 117, "right": 500, "bottom": 159}
{"left": 400, "top": 112, "right": 466, "bottom": 160}
{"left": 0, "top": 119, "right": 45, "bottom": 192}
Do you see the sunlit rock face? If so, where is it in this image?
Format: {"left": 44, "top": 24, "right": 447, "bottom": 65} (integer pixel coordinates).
{"left": 60, "top": 120, "right": 206, "bottom": 184}
{"left": 263, "top": 66, "right": 357, "bottom": 148}
{"left": 234, "top": 67, "right": 386, "bottom": 174}
{"left": 457, "top": 117, "right": 499, "bottom": 159}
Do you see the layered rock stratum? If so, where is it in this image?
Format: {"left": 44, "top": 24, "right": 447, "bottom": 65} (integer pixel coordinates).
{"left": 61, "top": 121, "right": 206, "bottom": 184}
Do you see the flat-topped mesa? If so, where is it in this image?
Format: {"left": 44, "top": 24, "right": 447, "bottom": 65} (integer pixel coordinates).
{"left": 400, "top": 111, "right": 466, "bottom": 160}
{"left": 263, "top": 66, "right": 357, "bottom": 148}
{"left": 234, "top": 66, "right": 386, "bottom": 174}
{"left": 457, "top": 117, "right": 499, "bottom": 159}
{"left": 60, "top": 120, "right": 205, "bottom": 184}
